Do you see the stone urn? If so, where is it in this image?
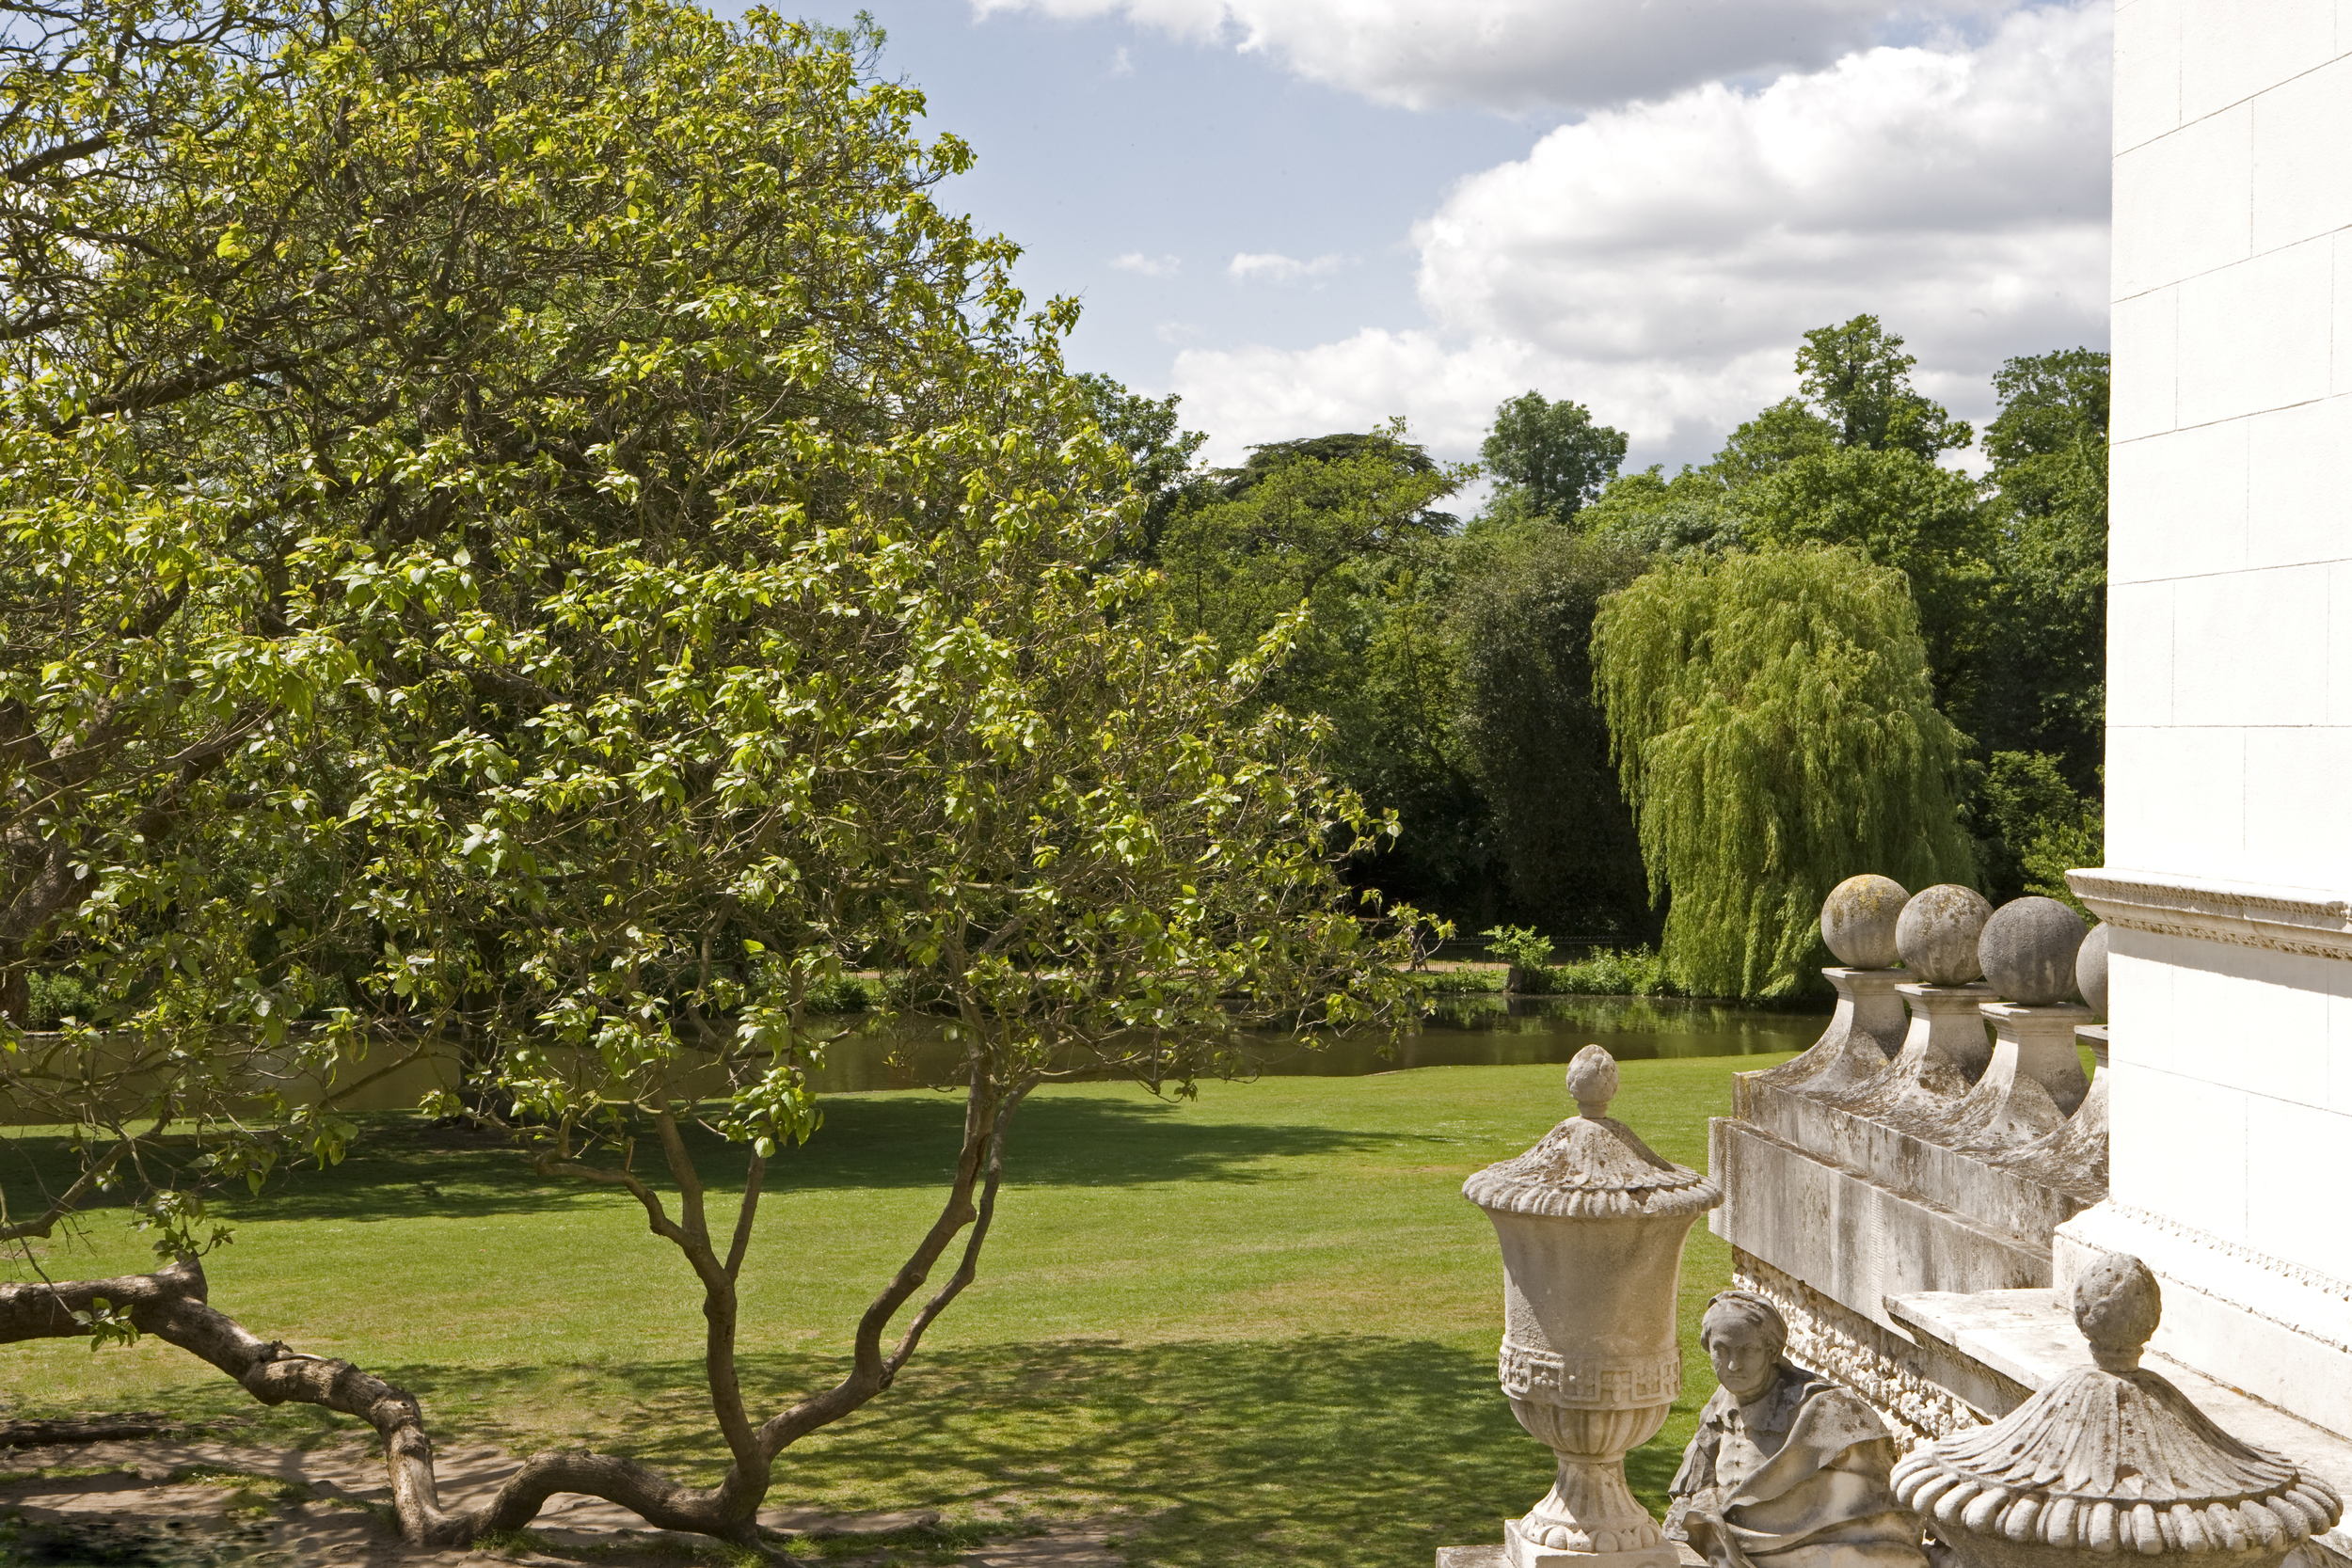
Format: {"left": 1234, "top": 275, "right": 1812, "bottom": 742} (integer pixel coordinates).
{"left": 1892, "top": 1253, "right": 2342, "bottom": 1568}
{"left": 1463, "top": 1045, "right": 1724, "bottom": 1568}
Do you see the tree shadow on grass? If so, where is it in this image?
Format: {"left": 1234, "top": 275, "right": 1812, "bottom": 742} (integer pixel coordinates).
{"left": 8, "top": 1336, "right": 1709, "bottom": 1567}
{"left": 361, "top": 1338, "right": 1704, "bottom": 1568}
{"left": 1, "top": 1093, "right": 1402, "bottom": 1231}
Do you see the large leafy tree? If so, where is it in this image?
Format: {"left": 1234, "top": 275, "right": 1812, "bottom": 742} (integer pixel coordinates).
{"left": 1592, "top": 547, "right": 1974, "bottom": 997}
{"left": 1738, "top": 447, "right": 1992, "bottom": 712}
{"left": 1071, "top": 372, "right": 1209, "bottom": 556}
{"left": 1794, "top": 314, "right": 1975, "bottom": 460}
{"left": 0, "top": 0, "right": 1412, "bottom": 1548}
{"left": 1976, "top": 349, "right": 2108, "bottom": 775}
{"left": 1966, "top": 348, "right": 2109, "bottom": 899}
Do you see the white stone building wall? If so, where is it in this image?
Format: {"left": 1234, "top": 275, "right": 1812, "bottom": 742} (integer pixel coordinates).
{"left": 2103, "top": 0, "right": 2352, "bottom": 1285}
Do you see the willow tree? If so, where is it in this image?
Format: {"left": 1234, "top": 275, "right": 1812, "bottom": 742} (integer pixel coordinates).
{"left": 0, "top": 0, "right": 1415, "bottom": 1549}
{"left": 1591, "top": 546, "right": 1972, "bottom": 997}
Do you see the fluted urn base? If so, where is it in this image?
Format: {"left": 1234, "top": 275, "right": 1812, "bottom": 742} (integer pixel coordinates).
{"left": 1503, "top": 1400, "right": 1675, "bottom": 1568}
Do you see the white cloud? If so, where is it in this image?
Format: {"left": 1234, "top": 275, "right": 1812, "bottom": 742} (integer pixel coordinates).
{"left": 1227, "top": 251, "right": 1344, "bottom": 283}
{"left": 1110, "top": 251, "right": 1182, "bottom": 277}
{"left": 973, "top": 0, "right": 2031, "bottom": 113}
{"left": 1170, "top": 3, "right": 2110, "bottom": 467}
{"left": 1109, "top": 44, "right": 1134, "bottom": 76}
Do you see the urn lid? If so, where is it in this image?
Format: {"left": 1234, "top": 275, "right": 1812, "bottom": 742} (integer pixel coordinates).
{"left": 1890, "top": 1255, "right": 2343, "bottom": 1552}
{"left": 1461, "top": 1046, "right": 1723, "bottom": 1220}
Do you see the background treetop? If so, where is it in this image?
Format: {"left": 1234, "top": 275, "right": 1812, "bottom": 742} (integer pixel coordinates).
{"left": 1793, "top": 314, "right": 1975, "bottom": 461}
{"left": 1480, "top": 390, "right": 1630, "bottom": 524}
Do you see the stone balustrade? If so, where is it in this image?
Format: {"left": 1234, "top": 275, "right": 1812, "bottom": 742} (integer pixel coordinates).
{"left": 1708, "top": 877, "right": 2112, "bottom": 1440}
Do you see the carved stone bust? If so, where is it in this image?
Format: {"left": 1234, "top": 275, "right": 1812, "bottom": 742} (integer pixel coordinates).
{"left": 1667, "top": 1291, "right": 1929, "bottom": 1568}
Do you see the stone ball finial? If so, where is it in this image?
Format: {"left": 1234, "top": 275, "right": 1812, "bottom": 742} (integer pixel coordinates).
{"left": 1979, "top": 896, "right": 2089, "bottom": 1006}
{"left": 1895, "top": 883, "right": 1993, "bottom": 985}
{"left": 2074, "top": 1252, "right": 2162, "bottom": 1371}
{"left": 2076, "top": 922, "right": 2110, "bottom": 1021}
{"left": 1820, "top": 874, "right": 1910, "bottom": 969}
{"left": 1566, "top": 1045, "right": 1618, "bottom": 1119}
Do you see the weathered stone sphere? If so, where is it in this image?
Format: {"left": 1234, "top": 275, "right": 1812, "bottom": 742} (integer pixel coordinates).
{"left": 1979, "top": 896, "right": 2087, "bottom": 1005}
{"left": 2076, "top": 921, "right": 2110, "bottom": 1021}
{"left": 1894, "top": 883, "right": 1992, "bottom": 985}
{"left": 1820, "top": 874, "right": 1910, "bottom": 969}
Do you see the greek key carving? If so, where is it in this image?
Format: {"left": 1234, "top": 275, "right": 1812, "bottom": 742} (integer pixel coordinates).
{"left": 1499, "top": 1340, "right": 1681, "bottom": 1408}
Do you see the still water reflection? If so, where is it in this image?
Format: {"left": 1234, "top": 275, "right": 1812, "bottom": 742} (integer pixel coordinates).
{"left": 801, "top": 993, "right": 1828, "bottom": 1094}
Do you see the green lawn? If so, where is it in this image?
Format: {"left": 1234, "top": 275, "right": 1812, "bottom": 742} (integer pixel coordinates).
{"left": 0, "top": 1051, "right": 1793, "bottom": 1567}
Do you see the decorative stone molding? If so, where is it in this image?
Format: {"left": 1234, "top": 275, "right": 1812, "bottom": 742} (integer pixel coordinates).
{"left": 2065, "top": 868, "right": 2352, "bottom": 962}
{"left": 2066, "top": 1206, "right": 2352, "bottom": 1323}
{"left": 1732, "top": 1257, "right": 1987, "bottom": 1446}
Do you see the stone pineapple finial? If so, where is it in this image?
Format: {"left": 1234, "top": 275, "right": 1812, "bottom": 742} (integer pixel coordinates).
{"left": 1891, "top": 1252, "right": 2342, "bottom": 1567}
{"left": 1565, "top": 1043, "right": 1617, "bottom": 1119}
{"left": 2073, "top": 1252, "right": 2162, "bottom": 1371}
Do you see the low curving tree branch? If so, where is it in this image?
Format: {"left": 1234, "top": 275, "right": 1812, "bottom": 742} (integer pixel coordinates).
{"left": 2, "top": 1074, "right": 1041, "bottom": 1551}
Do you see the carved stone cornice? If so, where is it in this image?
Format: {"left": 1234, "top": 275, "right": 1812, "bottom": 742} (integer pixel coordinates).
{"left": 2065, "top": 868, "right": 2352, "bottom": 962}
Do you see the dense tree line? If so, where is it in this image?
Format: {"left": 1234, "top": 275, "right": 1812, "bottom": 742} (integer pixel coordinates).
{"left": 1093, "top": 317, "right": 2107, "bottom": 995}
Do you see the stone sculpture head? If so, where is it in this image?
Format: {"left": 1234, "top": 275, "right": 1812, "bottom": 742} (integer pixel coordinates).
{"left": 1699, "top": 1290, "right": 1786, "bottom": 1401}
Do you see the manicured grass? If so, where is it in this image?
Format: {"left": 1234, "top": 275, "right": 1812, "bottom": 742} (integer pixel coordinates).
{"left": 0, "top": 1051, "right": 1794, "bottom": 1567}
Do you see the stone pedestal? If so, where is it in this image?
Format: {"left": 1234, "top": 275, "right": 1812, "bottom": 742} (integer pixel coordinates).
{"left": 1994, "top": 1022, "right": 2107, "bottom": 1192}
{"left": 1504, "top": 1514, "right": 1674, "bottom": 1568}
{"left": 1947, "top": 1003, "right": 2091, "bottom": 1151}
{"left": 1832, "top": 982, "right": 1993, "bottom": 1132}
{"left": 1893, "top": 982, "right": 1994, "bottom": 1084}
{"left": 1981, "top": 1004, "right": 2090, "bottom": 1115}
{"left": 1758, "top": 968, "right": 1908, "bottom": 1096}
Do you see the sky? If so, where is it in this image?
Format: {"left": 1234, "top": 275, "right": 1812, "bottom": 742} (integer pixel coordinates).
{"left": 780, "top": 1, "right": 2112, "bottom": 475}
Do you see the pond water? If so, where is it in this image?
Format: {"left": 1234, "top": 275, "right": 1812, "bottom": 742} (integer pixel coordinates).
{"left": 800, "top": 993, "right": 1831, "bottom": 1094}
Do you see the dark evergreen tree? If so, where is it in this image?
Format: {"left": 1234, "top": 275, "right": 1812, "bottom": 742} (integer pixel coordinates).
{"left": 1453, "top": 532, "right": 1655, "bottom": 945}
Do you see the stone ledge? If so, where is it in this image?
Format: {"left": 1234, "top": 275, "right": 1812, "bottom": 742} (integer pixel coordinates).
{"left": 2066, "top": 866, "right": 2352, "bottom": 961}
{"left": 1709, "top": 1117, "right": 2055, "bottom": 1333}
{"left": 1884, "top": 1289, "right": 2082, "bottom": 1396}
{"left": 1437, "top": 1544, "right": 1707, "bottom": 1567}
{"left": 1735, "top": 1075, "right": 2097, "bottom": 1238}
